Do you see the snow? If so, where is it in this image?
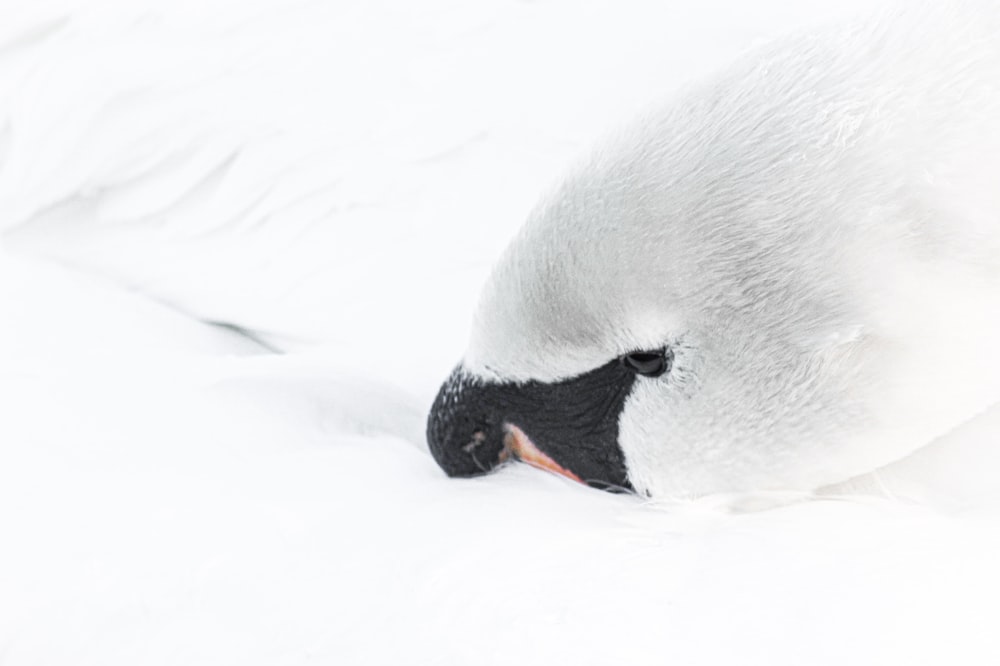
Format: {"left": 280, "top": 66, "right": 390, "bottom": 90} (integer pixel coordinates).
{"left": 2, "top": 0, "right": 999, "bottom": 664}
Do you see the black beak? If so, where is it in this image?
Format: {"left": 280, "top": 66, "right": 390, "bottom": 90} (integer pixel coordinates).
{"left": 426, "top": 367, "right": 508, "bottom": 477}
{"left": 426, "top": 361, "right": 637, "bottom": 492}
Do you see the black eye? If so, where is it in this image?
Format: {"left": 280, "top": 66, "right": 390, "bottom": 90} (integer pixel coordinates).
{"left": 620, "top": 348, "right": 672, "bottom": 377}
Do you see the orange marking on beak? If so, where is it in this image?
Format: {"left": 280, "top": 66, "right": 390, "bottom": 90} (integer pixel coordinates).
{"left": 501, "top": 424, "right": 584, "bottom": 484}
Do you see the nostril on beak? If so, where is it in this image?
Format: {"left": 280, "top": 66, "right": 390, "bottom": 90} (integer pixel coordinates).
{"left": 462, "top": 430, "right": 487, "bottom": 454}
{"left": 459, "top": 430, "right": 495, "bottom": 474}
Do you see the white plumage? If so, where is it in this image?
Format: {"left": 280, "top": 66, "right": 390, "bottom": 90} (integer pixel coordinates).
{"left": 5, "top": 1, "right": 1000, "bottom": 664}
{"left": 464, "top": 1, "right": 1000, "bottom": 497}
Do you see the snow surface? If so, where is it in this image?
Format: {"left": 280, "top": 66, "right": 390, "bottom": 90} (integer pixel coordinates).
{"left": 2, "top": 0, "right": 1000, "bottom": 664}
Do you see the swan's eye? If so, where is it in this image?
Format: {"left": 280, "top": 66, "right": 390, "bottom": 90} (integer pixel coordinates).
{"left": 620, "top": 349, "right": 672, "bottom": 377}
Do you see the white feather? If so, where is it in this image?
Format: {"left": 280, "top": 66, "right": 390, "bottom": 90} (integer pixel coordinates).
{"left": 465, "top": 1, "right": 1000, "bottom": 497}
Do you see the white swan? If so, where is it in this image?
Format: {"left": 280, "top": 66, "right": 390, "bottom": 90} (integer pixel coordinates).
{"left": 428, "top": 1, "right": 1000, "bottom": 498}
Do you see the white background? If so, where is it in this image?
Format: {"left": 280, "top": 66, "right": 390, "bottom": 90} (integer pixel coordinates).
{"left": 2, "top": 0, "right": 999, "bottom": 664}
